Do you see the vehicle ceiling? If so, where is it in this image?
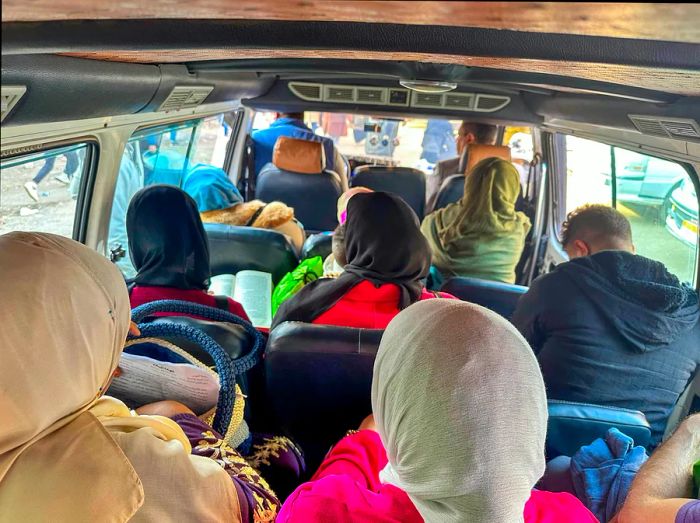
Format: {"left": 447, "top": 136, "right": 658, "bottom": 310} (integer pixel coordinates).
{"left": 2, "top": 1, "right": 699, "bottom": 141}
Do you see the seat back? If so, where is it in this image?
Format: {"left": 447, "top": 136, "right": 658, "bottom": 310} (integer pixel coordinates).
{"left": 440, "top": 276, "right": 528, "bottom": 319}
{"left": 255, "top": 136, "right": 342, "bottom": 232}
{"left": 432, "top": 174, "right": 465, "bottom": 211}
{"left": 464, "top": 143, "right": 512, "bottom": 173}
{"left": 264, "top": 322, "right": 383, "bottom": 471}
{"left": 547, "top": 400, "right": 652, "bottom": 458}
{"left": 205, "top": 223, "right": 298, "bottom": 285}
{"left": 301, "top": 232, "right": 334, "bottom": 261}
{"left": 351, "top": 165, "right": 426, "bottom": 219}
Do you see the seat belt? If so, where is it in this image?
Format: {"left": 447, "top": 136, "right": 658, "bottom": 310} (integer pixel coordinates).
{"left": 245, "top": 135, "right": 257, "bottom": 200}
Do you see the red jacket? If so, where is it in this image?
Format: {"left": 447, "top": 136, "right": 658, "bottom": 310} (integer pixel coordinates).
{"left": 130, "top": 285, "right": 249, "bottom": 321}
{"left": 312, "top": 280, "right": 456, "bottom": 329}
{"left": 278, "top": 430, "right": 599, "bottom": 523}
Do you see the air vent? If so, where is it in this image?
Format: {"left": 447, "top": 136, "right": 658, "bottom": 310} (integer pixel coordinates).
{"left": 474, "top": 95, "right": 510, "bottom": 112}
{"left": 158, "top": 86, "right": 214, "bottom": 112}
{"left": 325, "top": 85, "right": 355, "bottom": 102}
{"left": 356, "top": 87, "right": 386, "bottom": 104}
{"left": 412, "top": 92, "right": 444, "bottom": 108}
{"left": 444, "top": 93, "right": 473, "bottom": 110}
{"left": 288, "top": 82, "right": 322, "bottom": 101}
{"left": 1, "top": 85, "right": 27, "bottom": 123}
{"left": 387, "top": 88, "right": 410, "bottom": 106}
{"left": 629, "top": 116, "right": 668, "bottom": 137}
{"left": 661, "top": 120, "right": 700, "bottom": 139}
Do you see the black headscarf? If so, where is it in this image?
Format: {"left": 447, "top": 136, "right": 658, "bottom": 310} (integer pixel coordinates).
{"left": 272, "top": 192, "right": 431, "bottom": 328}
{"left": 127, "top": 185, "right": 211, "bottom": 290}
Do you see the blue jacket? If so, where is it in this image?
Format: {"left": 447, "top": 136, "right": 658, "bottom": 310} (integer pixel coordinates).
{"left": 513, "top": 251, "right": 700, "bottom": 445}
{"left": 571, "top": 428, "right": 648, "bottom": 522}
{"left": 251, "top": 118, "right": 335, "bottom": 175}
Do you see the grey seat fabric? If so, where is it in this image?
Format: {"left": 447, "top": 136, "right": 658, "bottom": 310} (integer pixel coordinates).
{"left": 546, "top": 400, "right": 652, "bottom": 458}
{"left": 205, "top": 223, "right": 299, "bottom": 285}
{"left": 432, "top": 173, "right": 465, "bottom": 211}
{"left": 351, "top": 165, "right": 426, "bottom": 219}
{"left": 264, "top": 322, "right": 383, "bottom": 472}
{"left": 256, "top": 151, "right": 343, "bottom": 233}
{"left": 301, "top": 232, "right": 334, "bottom": 261}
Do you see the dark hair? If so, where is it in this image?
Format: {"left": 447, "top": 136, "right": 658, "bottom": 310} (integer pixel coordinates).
{"left": 561, "top": 204, "right": 632, "bottom": 247}
{"left": 280, "top": 111, "right": 304, "bottom": 120}
{"left": 459, "top": 122, "right": 499, "bottom": 145}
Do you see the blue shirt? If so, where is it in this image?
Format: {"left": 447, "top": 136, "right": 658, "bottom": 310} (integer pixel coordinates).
{"left": 251, "top": 118, "right": 335, "bottom": 175}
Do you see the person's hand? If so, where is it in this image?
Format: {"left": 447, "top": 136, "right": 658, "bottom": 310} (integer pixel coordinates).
{"left": 128, "top": 321, "right": 140, "bottom": 337}
{"left": 136, "top": 400, "right": 194, "bottom": 418}
{"left": 358, "top": 414, "right": 377, "bottom": 432}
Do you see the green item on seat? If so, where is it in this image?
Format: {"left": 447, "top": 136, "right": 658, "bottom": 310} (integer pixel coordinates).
{"left": 272, "top": 256, "right": 324, "bottom": 315}
{"left": 693, "top": 460, "right": 700, "bottom": 498}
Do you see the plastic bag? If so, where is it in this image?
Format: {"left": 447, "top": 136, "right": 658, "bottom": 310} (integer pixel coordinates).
{"left": 272, "top": 256, "right": 324, "bottom": 315}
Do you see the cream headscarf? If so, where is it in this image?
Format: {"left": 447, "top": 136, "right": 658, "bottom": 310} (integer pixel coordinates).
{"left": 0, "top": 232, "right": 240, "bottom": 522}
{"left": 372, "top": 299, "right": 547, "bottom": 523}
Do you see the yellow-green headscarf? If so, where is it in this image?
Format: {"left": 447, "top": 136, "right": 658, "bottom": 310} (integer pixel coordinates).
{"left": 421, "top": 158, "right": 531, "bottom": 284}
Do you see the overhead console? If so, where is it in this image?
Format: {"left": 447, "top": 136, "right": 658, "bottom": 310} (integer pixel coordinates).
{"left": 287, "top": 81, "right": 510, "bottom": 113}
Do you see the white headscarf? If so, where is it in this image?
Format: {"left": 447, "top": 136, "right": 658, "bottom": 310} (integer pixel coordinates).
{"left": 0, "top": 232, "right": 240, "bottom": 522}
{"left": 372, "top": 299, "right": 547, "bottom": 523}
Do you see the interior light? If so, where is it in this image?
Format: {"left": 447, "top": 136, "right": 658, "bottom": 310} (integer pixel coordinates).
{"left": 399, "top": 80, "right": 458, "bottom": 93}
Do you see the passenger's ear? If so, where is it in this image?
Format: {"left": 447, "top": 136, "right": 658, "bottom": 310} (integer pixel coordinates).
{"left": 566, "top": 239, "right": 590, "bottom": 259}
{"left": 465, "top": 133, "right": 476, "bottom": 144}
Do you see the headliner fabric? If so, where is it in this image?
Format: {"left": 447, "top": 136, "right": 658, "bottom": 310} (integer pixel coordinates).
{"left": 0, "top": 232, "right": 241, "bottom": 522}
{"left": 372, "top": 299, "right": 548, "bottom": 523}
{"left": 421, "top": 157, "right": 531, "bottom": 283}
{"left": 127, "top": 185, "right": 211, "bottom": 290}
{"left": 271, "top": 191, "right": 430, "bottom": 328}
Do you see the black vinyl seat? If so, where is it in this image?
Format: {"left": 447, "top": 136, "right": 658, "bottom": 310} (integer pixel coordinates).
{"left": 432, "top": 173, "right": 465, "bottom": 211}
{"left": 264, "top": 322, "right": 383, "bottom": 472}
{"left": 301, "top": 232, "right": 334, "bottom": 261}
{"left": 440, "top": 276, "right": 528, "bottom": 319}
{"left": 351, "top": 165, "right": 426, "bottom": 219}
{"left": 256, "top": 136, "right": 342, "bottom": 233}
{"left": 205, "top": 223, "right": 298, "bottom": 285}
{"left": 547, "top": 400, "right": 652, "bottom": 458}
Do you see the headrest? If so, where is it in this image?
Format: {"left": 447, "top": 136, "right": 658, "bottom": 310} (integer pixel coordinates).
{"left": 465, "top": 144, "right": 512, "bottom": 174}
{"left": 273, "top": 136, "right": 326, "bottom": 174}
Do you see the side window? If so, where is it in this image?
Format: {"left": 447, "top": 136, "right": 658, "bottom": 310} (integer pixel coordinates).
{"left": 561, "top": 135, "right": 698, "bottom": 283}
{"left": 109, "top": 113, "right": 233, "bottom": 277}
{"left": 1, "top": 143, "right": 92, "bottom": 237}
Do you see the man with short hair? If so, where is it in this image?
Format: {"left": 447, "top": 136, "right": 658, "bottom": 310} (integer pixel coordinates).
{"left": 615, "top": 413, "right": 700, "bottom": 523}
{"left": 512, "top": 204, "right": 700, "bottom": 446}
{"left": 425, "top": 121, "right": 499, "bottom": 210}
{"left": 251, "top": 112, "right": 336, "bottom": 176}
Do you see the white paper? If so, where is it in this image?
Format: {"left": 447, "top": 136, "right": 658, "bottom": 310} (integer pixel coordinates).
{"left": 233, "top": 270, "right": 272, "bottom": 328}
{"left": 108, "top": 352, "right": 219, "bottom": 414}
{"left": 209, "top": 273, "right": 236, "bottom": 297}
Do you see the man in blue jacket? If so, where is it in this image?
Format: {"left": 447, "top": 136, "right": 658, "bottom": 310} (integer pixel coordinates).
{"left": 513, "top": 204, "right": 700, "bottom": 446}
{"left": 251, "top": 112, "right": 335, "bottom": 176}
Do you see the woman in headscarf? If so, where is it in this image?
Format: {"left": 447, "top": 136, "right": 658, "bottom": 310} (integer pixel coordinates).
{"left": 182, "top": 164, "right": 305, "bottom": 254}
{"left": 0, "top": 232, "right": 279, "bottom": 522}
{"left": 272, "top": 192, "right": 455, "bottom": 330}
{"left": 421, "top": 157, "right": 531, "bottom": 284}
{"left": 127, "top": 184, "right": 249, "bottom": 319}
{"left": 277, "top": 300, "right": 599, "bottom": 523}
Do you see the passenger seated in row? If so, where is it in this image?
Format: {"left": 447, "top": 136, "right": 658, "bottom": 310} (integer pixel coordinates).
{"left": 616, "top": 413, "right": 700, "bottom": 523}
{"left": 421, "top": 157, "right": 530, "bottom": 284}
{"left": 183, "top": 164, "right": 306, "bottom": 254}
{"left": 272, "top": 192, "right": 455, "bottom": 330}
{"left": 278, "top": 300, "right": 598, "bottom": 523}
{"left": 0, "top": 232, "right": 278, "bottom": 521}
{"left": 512, "top": 204, "right": 700, "bottom": 446}
{"left": 126, "top": 185, "right": 249, "bottom": 319}
{"left": 425, "top": 121, "right": 498, "bottom": 209}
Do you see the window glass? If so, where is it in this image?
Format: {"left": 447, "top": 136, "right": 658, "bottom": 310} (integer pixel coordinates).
{"left": 252, "top": 111, "right": 462, "bottom": 172}
{"left": 562, "top": 135, "right": 698, "bottom": 283}
{"left": 503, "top": 126, "right": 534, "bottom": 191}
{"left": 109, "top": 113, "right": 233, "bottom": 277}
{"left": 1, "top": 143, "right": 91, "bottom": 237}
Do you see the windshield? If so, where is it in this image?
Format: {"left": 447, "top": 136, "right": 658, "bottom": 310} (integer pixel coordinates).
{"left": 252, "top": 111, "right": 462, "bottom": 172}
